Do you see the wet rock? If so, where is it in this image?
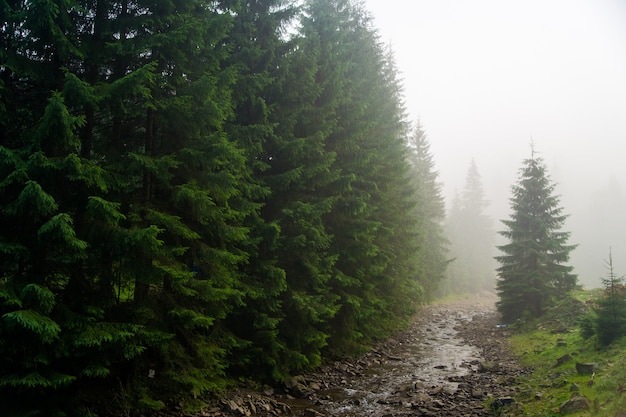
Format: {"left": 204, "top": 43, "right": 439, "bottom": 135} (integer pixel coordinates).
{"left": 384, "top": 353, "right": 403, "bottom": 361}
{"left": 285, "top": 376, "right": 312, "bottom": 397}
{"left": 432, "top": 399, "right": 446, "bottom": 408}
{"left": 478, "top": 361, "right": 500, "bottom": 373}
{"left": 412, "top": 392, "right": 432, "bottom": 404}
{"left": 429, "top": 385, "right": 444, "bottom": 395}
{"left": 225, "top": 399, "right": 249, "bottom": 416}
{"left": 395, "top": 382, "right": 415, "bottom": 393}
{"left": 471, "top": 389, "right": 485, "bottom": 399}
{"left": 308, "top": 382, "right": 321, "bottom": 391}
{"left": 560, "top": 394, "right": 591, "bottom": 414}
{"left": 415, "top": 408, "right": 437, "bottom": 416}
{"left": 414, "top": 381, "right": 426, "bottom": 390}
{"left": 457, "top": 382, "right": 471, "bottom": 392}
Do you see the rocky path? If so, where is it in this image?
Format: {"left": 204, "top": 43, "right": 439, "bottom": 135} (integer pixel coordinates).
{"left": 187, "top": 295, "right": 526, "bottom": 417}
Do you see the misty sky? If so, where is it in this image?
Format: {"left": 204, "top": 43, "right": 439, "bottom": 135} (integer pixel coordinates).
{"left": 365, "top": 0, "right": 626, "bottom": 287}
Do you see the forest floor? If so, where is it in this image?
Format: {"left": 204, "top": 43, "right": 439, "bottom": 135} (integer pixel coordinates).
{"left": 169, "top": 293, "right": 526, "bottom": 417}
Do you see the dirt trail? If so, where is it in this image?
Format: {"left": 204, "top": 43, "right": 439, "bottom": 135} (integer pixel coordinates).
{"left": 183, "top": 294, "right": 526, "bottom": 417}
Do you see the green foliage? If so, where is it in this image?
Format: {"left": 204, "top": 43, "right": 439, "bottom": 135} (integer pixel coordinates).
{"left": 3, "top": 309, "right": 61, "bottom": 343}
{"left": 496, "top": 147, "right": 577, "bottom": 322}
{"left": 36, "top": 92, "right": 84, "bottom": 156}
{"left": 4, "top": 180, "right": 58, "bottom": 219}
{"left": 593, "top": 250, "right": 626, "bottom": 346}
{"left": 408, "top": 124, "right": 448, "bottom": 301}
{"left": 0, "top": 0, "right": 446, "bottom": 414}
{"left": 508, "top": 291, "right": 626, "bottom": 417}
{"left": 578, "top": 313, "right": 596, "bottom": 339}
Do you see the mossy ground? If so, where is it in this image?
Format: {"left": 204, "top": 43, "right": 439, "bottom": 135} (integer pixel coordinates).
{"left": 505, "top": 289, "right": 626, "bottom": 416}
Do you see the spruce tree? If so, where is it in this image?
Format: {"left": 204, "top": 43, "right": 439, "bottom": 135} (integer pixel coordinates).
{"left": 260, "top": 0, "right": 346, "bottom": 369}
{"left": 0, "top": 0, "right": 246, "bottom": 413}
{"left": 407, "top": 124, "right": 449, "bottom": 301}
{"left": 444, "top": 160, "right": 494, "bottom": 294}
{"left": 496, "top": 147, "right": 577, "bottom": 322}
{"left": 218, "top": 0, "right": 301, "bottom": 380}
{"left": 594, "top": 249, "right": 626, "bottom": 345}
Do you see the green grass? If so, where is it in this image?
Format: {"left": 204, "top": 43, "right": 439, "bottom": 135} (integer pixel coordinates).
{"left": 505, "top": 292, "right": 626, "bottom": 416}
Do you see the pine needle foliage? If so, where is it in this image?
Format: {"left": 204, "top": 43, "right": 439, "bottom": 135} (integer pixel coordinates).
{"left": 496, "top": 147, "right": 577, "bottom": 322}
{"left": 594, "top": 249, "right": 626, "bottom": 345}
{"left": 0, "top": 0, "right": 448, "bottom": 414}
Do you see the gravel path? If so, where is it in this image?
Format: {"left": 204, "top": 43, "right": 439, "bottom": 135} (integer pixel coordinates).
{"left": 165, "top": 294, "right": 526, "bottom": 417}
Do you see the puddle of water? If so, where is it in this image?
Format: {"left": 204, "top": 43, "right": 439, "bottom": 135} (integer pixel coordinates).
{"left": 290, "top": 309, "right": 483, "bottom": 416}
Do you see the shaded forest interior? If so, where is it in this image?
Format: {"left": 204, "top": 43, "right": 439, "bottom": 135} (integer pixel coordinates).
{"left": 0, "top": 0, "right": 456, "bottom": 415}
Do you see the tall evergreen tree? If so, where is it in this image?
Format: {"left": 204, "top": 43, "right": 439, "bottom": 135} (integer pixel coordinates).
{"left": 444, "top": 160, "right": 495, "bottom": 294}
{"left": 0, "top": 0, "right": 253, "bottom": 413}
{"left": 496, "top": 147, "right": 577, "bottom": 322}
{"left": 300, "top": 0, "right": 424, "bottom": 354}
{"left": 217, "top": 0, "right": 303, "bottom": 381}
{"left": 0, "top": 0, "right": 456, "bottom": 412}
{"left": 255, "top": 0, "right": 356, "bottom": 368}
{"left": 407, "top": 124, "right": 448, "bottom": 300}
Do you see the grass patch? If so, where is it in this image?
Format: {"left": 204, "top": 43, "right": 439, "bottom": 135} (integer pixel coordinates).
{"left": 505, "top": 292, "right": 626, "bottom": 416}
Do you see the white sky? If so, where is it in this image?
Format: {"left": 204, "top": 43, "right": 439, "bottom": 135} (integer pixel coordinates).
{"left": 365, "top": 0, "right": 626, "bottom": 287}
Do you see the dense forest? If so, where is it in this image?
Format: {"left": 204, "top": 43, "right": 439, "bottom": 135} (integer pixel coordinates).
{"left": 0, "top": 0, "right": 449, "bottom": 415}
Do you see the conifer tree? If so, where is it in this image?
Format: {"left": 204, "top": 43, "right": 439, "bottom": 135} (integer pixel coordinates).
{"left": 0, "top": 0, "right": 247, "bottom": 413}
{"left": 407, "top": 124, "right": 449, "bottom": 300}
{"left": 444, "top": 160, "right": 495, "bottom": 294}
{"left": 496, "top": 147, "right": 577, "bottom": 322}
{"left": 218, "top": 0, "right": 301, "bottom": 380}
{"left": 258, "top": 0, "right": 346, "bottom": 370}
{"left": 311, "top": 0, "right": 423, "bottom": 352}
{"left": 594, "top": 249, "right": 626, "bottom": 345}
{"left": 0, "top": 0, "right": 456, "bottom": 412}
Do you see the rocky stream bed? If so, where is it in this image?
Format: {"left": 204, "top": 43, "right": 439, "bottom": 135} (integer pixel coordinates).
{"left": 170, "top": 294, "right": 529, "bottom": 417}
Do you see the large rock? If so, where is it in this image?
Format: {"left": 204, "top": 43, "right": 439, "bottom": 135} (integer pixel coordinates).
{"left": 285, "top": 375, "right": 312, "bottom": 397}
{"left": 575, "top": 362, "right": 597, "bottom": 375}
{"left": 490, "top": 397, "right": 515, "bottom": 413}
{"left": 556, "top": 353, "right": 572, "bottom": 366}
{"left": 560, "top": 395, "right": 591, "bottom": 414}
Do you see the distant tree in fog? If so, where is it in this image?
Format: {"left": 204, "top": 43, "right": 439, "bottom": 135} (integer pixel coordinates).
{"left": 570, "top": 176, "right": 626, "bottom": 287}
{"left": 443, "top": 160, "right": 495, "bottom": 294}
{"left": 407, "top": 124, "right": 449, "bottom": 300}
{"left": 496, "top": 147, "right": 577, "bottom": 322}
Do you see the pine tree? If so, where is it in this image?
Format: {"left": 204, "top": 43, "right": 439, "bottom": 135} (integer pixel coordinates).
{"left": 407, "top": 124, "right": 449, "bottom": 301}
{"left": 496, "top": 147, "right": 577, "bottom": 322}
{"left": 594, "top": 248, "right": 626, "bottom": 345}
{"left": 306, "top": 0, "right": 424, "bottom": 354}
{"left": 444, "top": 160, "right": 495, "bottom": 294}
{"left": 259, "top": 0, "right": 347, "bottom": 370}
{"left": 0, "top": 0, "right": 246, "bottom": 413}
{"left": 218, "top": 0, "right": 302, "bottom": 381}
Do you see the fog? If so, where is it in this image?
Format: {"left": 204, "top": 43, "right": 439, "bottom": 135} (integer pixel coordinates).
{"left": 365, "top": 0, "right": 626, "bottom": 288}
